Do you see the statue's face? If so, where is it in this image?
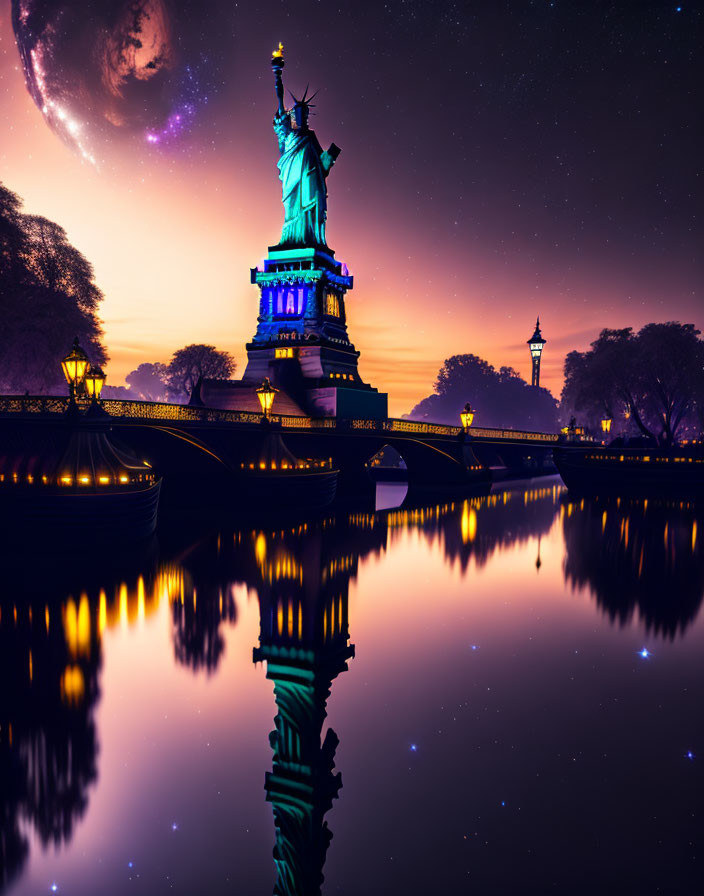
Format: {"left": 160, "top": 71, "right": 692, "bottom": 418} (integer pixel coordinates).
{"left": 294, "top": 104, "right": 308, "bottom": 129}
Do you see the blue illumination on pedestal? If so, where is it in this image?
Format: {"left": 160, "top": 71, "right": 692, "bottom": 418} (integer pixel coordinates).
{"left": 249, "top": 246, "right": 354, "bottom": 348}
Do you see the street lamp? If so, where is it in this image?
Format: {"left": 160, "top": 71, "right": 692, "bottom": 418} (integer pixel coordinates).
{"left": 84, "top": 365, "right": 106, "bottom": 402}
{"left": 527, "top": 317, "right": 547, "bottom": 387}
{"left": 460, "top": 403, "right": 475, "bottom": 430}
{"left": 61, "top": 337, "right": 89, "bottom": 401}
{"left": 256, "top": 377, "right": 278, "bottom": 420}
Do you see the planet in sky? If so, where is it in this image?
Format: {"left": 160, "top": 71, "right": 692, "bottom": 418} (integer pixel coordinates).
{"left": 11, "top": 0, "right": 215, "bottom": 165}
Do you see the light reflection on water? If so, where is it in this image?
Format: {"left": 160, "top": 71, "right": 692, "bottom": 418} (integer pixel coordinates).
{"left": 2, "top": 479, "right": 703, "bottom": 895}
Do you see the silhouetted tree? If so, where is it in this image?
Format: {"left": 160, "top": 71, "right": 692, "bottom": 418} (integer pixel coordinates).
{"left": 100, "top": 384, "right": 131, "bottom": 398}
{"left": 409, "top": 354, "right": 559, "bottom": 430}
{"left": 166, "top": 344, "right": 235, "bottom": 402}
{"left": 561, "top": 323, "right": 704, "bottom": 444}
{"left": 0, "top": 182, "right": 106, "bottom": 393}
{"left": 125, "top": 362, "right": 168, "bottom": 402}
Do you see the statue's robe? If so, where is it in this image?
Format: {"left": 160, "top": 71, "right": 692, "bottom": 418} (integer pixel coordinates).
{"left": 274, "top": 115, "right": 332, "bottom": 248}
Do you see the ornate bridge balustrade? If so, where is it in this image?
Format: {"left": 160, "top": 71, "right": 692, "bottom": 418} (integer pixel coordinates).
{"left": 0, "top": 395, "right": 558, "bottom": 440}
{"left": 0, "top": 395, "right": 558, "bottom": 494}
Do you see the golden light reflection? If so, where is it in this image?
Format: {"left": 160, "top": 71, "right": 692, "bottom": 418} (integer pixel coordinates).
{"left": 119, "top": 583, "right": 129, "bottom": 629}
{"left": 255, "top": 533, "right": 267, "bottom": 564}
{"left": 461, "top": 501, "right": 478, "bottom": 544}
{"left": 78, "top": 594, "right": 90, "bottom": 655}
{"left": 99, "top": 590, "right": 107, "bottom": 637}
{"left": 60, "top": 664, "right": 85, "bottom": 706}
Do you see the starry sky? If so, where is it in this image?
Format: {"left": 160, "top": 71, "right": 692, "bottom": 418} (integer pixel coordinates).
{"left": 0, "top": 0, "right": 701, "bottom": 415}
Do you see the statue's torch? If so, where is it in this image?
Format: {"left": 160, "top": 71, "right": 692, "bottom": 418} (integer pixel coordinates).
{"left": 271, "top": 42, "right": 285, "bottom": 117}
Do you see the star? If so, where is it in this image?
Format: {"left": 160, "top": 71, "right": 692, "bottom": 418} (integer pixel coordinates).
{"left": 171, "top": 822, "right": 179, "bottom": 832}
{"left": 409, "top": 743, "right": 418, "bottom": 752}
{"left": 685, "top": 751, "right": 695, "bottom": 760}
{"left": 638, "top": 647, "right": 652, "bottom": 659}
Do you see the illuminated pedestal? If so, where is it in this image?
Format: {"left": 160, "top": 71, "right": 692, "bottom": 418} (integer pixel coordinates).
{"left": 243, "top": 246, "right": 388, "bottom": 419}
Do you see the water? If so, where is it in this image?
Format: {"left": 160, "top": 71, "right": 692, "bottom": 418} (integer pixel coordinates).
{"left": 2, "top": 478, "right": 703, "bottom": 895}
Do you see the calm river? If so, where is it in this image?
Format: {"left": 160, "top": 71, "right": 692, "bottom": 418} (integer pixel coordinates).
{"left": 2, "top": 478, "right": 702, "bottom": 895}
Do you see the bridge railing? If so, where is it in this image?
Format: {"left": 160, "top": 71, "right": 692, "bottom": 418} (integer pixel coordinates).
{"left": 0, "top": 395, "right": 337, "bottom": 430}
{"left": 367, "top": 418, "right": 558, "bottom": 443}
{"left": 0, "top": 396, "right": 558, "bottom": 442}
{"left": 0, "top": 396, "right": 69, "bottom": 415}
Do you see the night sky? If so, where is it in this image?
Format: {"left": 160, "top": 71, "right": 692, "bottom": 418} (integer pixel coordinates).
{"left": 1, "top": 1, "right": 701, "bottom": 414}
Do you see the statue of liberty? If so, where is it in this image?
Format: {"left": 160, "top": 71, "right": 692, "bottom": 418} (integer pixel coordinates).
{"left": 270, "top": 45, "right": 340, "bottom": 249}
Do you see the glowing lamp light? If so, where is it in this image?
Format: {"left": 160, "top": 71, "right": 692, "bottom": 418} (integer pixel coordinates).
{"left": 529, "top": 342, "right": 544, "bottom": 360}
{"left": 601, "top": 416, "right": 613, "bottom": 434}
{"left": 256, "top": 377, "right": 279, "bottom": 419}
{"left": 61, "top": 337, "right": 89, "bottom": 398}
{"left": 84, "top": 365, "right": 106, "bottom": 400}
{"left": 460, "top": 403, "right": 475, "bottom": 430}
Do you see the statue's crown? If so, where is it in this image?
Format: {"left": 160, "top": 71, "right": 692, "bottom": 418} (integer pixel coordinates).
{"left": 289, "top": 84, "right": 318, "bottom": 111}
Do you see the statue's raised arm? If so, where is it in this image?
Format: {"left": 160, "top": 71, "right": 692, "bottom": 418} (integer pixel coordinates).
{"left": 270, "top": 44, "right": 340, "bottom": 250}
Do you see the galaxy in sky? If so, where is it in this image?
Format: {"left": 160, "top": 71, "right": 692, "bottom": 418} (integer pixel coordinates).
{"left": 11, "top": 0, "right": 217, "bottom": 165}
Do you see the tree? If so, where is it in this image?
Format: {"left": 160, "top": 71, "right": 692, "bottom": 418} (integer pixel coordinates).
{"left": 125, "top": 362, "right": 168, "bottom": 402}
{"left": 561, "top": 323, "right": 704, "bottom": 445}
{"left": 0, "top": 182, "right": 106, "bottom": 393}
{"left": 636, "top": 323, "right": 704, "bottom": 445}
{"left": 166, "top": 345, "right": 235, "bottom": 402}
{"left": 409, "top": 353, "right": 559, "bottom": 431}
{"left": 101, "top": 385, "right": 132, "bottom": 399}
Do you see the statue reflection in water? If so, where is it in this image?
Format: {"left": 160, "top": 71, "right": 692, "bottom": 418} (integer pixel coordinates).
{"left": 562, "top": 495, "right": 704, "bottom": 637}
{"left": 251, "top": 526, "right": 357, "bottom": 896}
{"left": 243, "top": 486, "right": 561, "bottom": 894}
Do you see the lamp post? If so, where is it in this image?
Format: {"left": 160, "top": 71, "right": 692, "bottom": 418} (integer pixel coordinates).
{"left": 256, "top": 377, "right": 279, "bottom": 420}
{"left": 84, "top": 365, "right": 106, "bottom": 402}
{"left": 527, "top": 317, "right": 547, "bottom": 387}
{"left": 601, "top": 416, "right": 612, "bottom": 437}
{"left": 61, "top": 337, "right": 89, "bottom": 403}
{"left": 622, "top": 403, "right": 632, "bottom": 438}
{"left": 460, "top": 403, "right": 475, "bottom": 431}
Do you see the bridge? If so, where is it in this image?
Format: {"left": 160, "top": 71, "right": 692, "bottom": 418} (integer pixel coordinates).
{"left": 0, "top": 395, "right": 558, "bottom": 501}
